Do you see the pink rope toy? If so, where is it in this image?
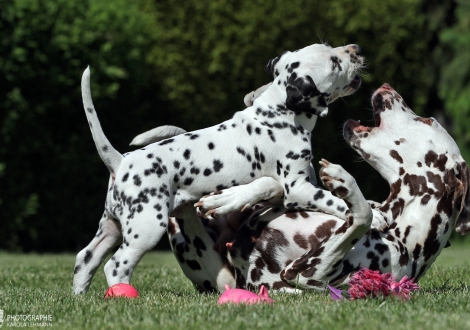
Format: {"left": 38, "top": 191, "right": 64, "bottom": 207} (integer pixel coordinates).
{"left": 328, "top": 268, "right": 419, "bottom": 301}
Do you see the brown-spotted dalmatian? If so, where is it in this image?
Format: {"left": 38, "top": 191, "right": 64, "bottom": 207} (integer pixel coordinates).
{"left": 163, "top": 84, "right": 470, "bottom": 293}
{"left": 72, "top": 43, "right": 364, "bottom": 294}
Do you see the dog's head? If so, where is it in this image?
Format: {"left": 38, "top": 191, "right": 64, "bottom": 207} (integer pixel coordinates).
{"left": 265, "top": 43, "right": 364, "bottom": 116}
{"left": 343, "top": 84, "right": 470, "bottom": 234}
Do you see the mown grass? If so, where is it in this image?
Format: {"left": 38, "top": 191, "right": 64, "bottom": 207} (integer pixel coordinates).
{"left": 0, "top": 242, "right": 469, "bottom": 330}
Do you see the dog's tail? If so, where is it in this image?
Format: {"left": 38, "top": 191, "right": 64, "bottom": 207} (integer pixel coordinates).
{"left": 81, "top": 67, "right": 123, "bottom": 175}
{"left": 129, "top": 125, "right": 187, "bottom": 147}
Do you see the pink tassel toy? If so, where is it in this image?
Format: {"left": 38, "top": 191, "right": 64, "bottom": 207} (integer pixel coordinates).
{"left": 328, "top": 268, "right": 419, "bottom": 301}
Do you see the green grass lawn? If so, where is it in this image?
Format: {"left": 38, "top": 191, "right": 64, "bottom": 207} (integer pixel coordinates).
{"left": 0, "top": 242, "right": 469, "bottom": 330}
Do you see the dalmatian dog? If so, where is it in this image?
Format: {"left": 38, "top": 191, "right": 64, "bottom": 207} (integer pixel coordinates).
{"left": 168, "top": 84, "right": 470, "bottom": 292}
{"left": 72, "top": 43, "right": 365, "bottom": 294}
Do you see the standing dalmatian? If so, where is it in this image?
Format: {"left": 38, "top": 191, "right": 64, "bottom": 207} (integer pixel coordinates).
{"left": 72, "top": 43, "right": 364, "bottom": 294}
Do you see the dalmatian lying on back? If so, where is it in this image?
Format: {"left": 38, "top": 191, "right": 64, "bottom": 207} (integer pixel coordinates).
{"left": 72, "top": 43, "right": 365, "bottom": 294}
{"left": 151, "top": 84, "right": 470, "bottom": 292}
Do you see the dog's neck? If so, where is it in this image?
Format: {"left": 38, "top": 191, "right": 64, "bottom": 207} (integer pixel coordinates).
{"left": 247, "top": 86, "right": 319, "bottom": 133}
{"left": 378, "top": 170, "right": 458, "bottom": 279}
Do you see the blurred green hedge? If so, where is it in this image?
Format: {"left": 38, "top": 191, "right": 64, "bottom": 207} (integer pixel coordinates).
{"left": 0, "top": 0, "right": 468, "bottom": 251}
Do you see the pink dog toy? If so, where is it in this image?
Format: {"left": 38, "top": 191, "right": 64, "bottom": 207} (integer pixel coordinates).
{"left": 328, "top": 268, "right": 419, "bottom": 301}
{"left": 104, "top": 283, "right": 140, "bottom": 299}
{"left": 218, "top": 285, "right": 274, "bottom": 305}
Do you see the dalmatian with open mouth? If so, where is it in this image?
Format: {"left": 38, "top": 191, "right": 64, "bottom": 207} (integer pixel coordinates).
{"left": 72, "top": 43, "right": 364, "bottom": 294}
{"left": 168, "top": 84, "right": 470, "bottom": 292}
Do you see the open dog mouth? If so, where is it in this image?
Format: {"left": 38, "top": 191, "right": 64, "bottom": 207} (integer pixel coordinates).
{"left": 348, "top": 120, "right": 370, "bottom": 133}
{"left": 349, "top": 74, "right": 362, "bottom": 90}
{"left": 344, "top": 83, "right": 395, "bottom": 136}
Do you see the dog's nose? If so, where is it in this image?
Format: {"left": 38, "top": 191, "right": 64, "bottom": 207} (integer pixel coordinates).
{"left": 381, "top": 83, "right": 394, "bottom": 91}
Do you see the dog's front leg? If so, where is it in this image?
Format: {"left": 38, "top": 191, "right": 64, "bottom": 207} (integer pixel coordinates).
{"left": 195, "top": 176, "right": 284, "bottom": 217}
{"left": 318, "top": 159, "right": 372, "bottom": 225}
{"left": 195, "top": 162, "right": 321, "bottom": 218}
{"left": 281, "top": 163, "right": 350, "bottom": 221}
{"left": 278, "top": 157, "right": 370, "bottom": 221}
{"left": 280, "top": 160, "right": 373, "bottom": 290}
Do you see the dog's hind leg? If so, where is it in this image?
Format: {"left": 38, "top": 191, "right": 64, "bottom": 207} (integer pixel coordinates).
{"left": 168, "top": 205, "right": 236, "bottom": 293}
{"left": 73, "top": 213, "right": 122, "bottom": 294}
{"left": 103, "top": 206, "right": 170, "bottom": 288}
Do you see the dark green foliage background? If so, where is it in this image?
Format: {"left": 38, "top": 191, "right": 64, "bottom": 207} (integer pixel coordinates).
{"left": 1, "top": 0, "right": 468, "bottom": 251}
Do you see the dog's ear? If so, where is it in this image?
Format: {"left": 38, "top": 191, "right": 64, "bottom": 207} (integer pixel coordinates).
{"left": 285, "top": 72, "right": 328, "bottom": 116}
{"left": 446, "top": 162, "right": 470, "bottom": 235}
{"left": 264, "top": 51, "right": 289, "bottom": 77}
{"left": 265, "top": 56, "right": 280, "bottom": 76}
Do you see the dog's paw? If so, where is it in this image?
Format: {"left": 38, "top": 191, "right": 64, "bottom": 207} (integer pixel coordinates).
{"left": 194, "top": 186, "right": 256, "bottom": 218}
{"left": 371, "top": 209, "right": 389, "bottom": 231}
{"left": 319, "top": 159, "right": 355, "bottom": 199}
{"left": 195, "top": 177, "right": 283, "bottom": 218}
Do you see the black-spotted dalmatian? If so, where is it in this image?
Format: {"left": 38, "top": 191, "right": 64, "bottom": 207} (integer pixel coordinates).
{"left": 164, "top": 84, "right": 470, "bottom": 293}
{"left": 72, "top": 43, "right": 365, "bottom": 294}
